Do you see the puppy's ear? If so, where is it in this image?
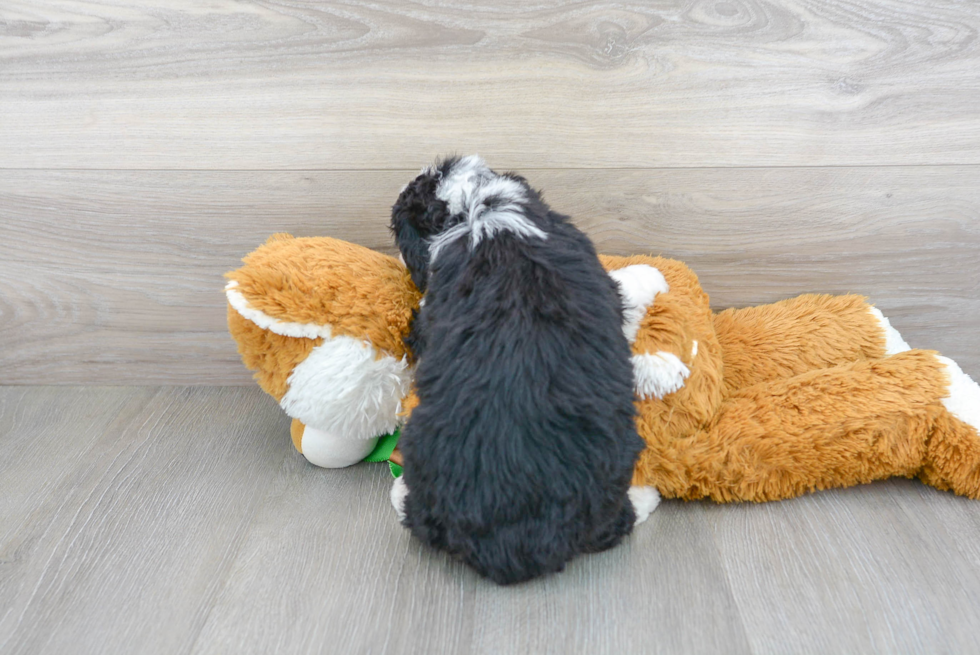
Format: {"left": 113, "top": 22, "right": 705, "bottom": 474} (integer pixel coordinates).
{"left": 392, "top": 208, "right": 431, "bottom": 292}
{"left": 391, "top": 172, "right": 452, "bottom": 293}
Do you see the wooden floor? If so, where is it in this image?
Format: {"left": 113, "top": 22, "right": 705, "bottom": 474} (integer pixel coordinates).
{"left": 1, "top": 385, "right": 979, "bottom": 655}
{"left": 3, "top": 1, "right": 980, "bottom": 652}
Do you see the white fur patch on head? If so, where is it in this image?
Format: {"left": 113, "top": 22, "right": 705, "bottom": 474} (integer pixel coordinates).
{"left": 937, "top": 355, "right": 980, "bottom": 431}
{"left": 633, "top": 351, "right": 690, "bottom": 399}
{"left": 628, "top": 486, "right": 661, "bottom": 525}
{"left": 869, "top": 307, "right": 911, "bottom": 355}
{"left": 390, "top": 476, "right": 409, "bottom": 522}
{"left": 428, "top": 223, "right": 471, "bottom": 261}
{"left": 226, "top": 280, "right": 334, "bottom": 340}
{"left": 435, "top": 154, "right": 494, "bottom": 215}
{"left": 428, "top": 155, "right": 547, "bottom": 262}
{"left": 608, "top": 265, "right": 669, "bottom": 342}
{"left": 280, "top": 335, "right": 412, "bottom": 442}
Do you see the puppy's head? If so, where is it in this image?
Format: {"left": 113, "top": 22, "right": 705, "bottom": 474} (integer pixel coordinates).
{"left": 391, "top": 155, "right": 542, "bottom": 292}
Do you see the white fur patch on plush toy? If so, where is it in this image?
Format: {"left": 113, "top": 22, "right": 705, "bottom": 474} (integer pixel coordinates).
{"left": 281, "top": 336, "right": 412, "bottom": 442}
{"left": 609, "top": 265, "right": 669, "bottom": 343}
{"left": 869, "top": 307, "right": 911, "bottom": 355}
{"left": 632, "top": 351, "right": 691, "bottom": 399}
{"left": 938, "top": 355, "right": 980, "bottom": 431}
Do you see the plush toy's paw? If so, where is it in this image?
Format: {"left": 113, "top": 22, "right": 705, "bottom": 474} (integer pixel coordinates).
{"left": 300, "top": 427, "right": 379, "bottom": 468}
{"left": 632, "top": 351, "right": 692, "bottom": 399}
{"left": 390, "top": 476, "right": 409, "bottom": 522}
{"left": 609, "top": 265, "right": 669, "bottom": 343}
{"left": 938, "top": 356, "right": 980, "bottom": 431}
{"left": 628, "top": 486, "right": 661, "bottom": 525}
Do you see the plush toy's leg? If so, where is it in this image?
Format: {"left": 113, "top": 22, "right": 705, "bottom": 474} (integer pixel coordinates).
{"left": 290, "top": 419, "right": 380, "bottom": 469}
{"left": 918, "top": 356, "right": 980, "bottom": 498}
{"left": 714, "top": 294, "right": 906, "bottom": 393}
{"left": 635, "top": 350, "right": 951, "bottom": 502}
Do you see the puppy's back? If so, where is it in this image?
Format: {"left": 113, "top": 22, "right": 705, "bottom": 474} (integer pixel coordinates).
{"left": 400, "top": 219, "right": 643, "bottom": 584}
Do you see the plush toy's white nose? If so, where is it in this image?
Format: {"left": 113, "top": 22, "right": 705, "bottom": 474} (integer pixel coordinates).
{"left": 301, "top": 426, "right": 379, "bottom": 468}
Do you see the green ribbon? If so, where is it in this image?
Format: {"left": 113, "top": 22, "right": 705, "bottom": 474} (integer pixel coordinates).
{"left": 362, "top": 427, "right": 403, "bottom": 478}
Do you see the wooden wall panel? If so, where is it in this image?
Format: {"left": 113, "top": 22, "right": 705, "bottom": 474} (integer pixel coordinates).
{"left": 2, "top": 167, "right": 977, "bottom": 384}
{"left": 2, "top": 0, "right": 979, "bottom": 169}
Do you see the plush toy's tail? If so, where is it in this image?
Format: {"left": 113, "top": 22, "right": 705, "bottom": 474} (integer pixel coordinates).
{"left": 918, "top": 356, "right": 980, "bottom": 498}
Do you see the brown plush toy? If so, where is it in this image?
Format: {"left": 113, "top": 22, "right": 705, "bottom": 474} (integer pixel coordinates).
{"left": 226, "top": 235, "right": 980, "bottom": 504}
{"left": 226, "top": 234, "right": 419, "bottom": 468}
{"left": 603, "top": 254, "right": 980, "bottom": 502}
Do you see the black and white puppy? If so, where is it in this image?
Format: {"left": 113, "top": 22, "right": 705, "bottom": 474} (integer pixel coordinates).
{"left": 389, "top": 155, "right": 656, "bottom": 585}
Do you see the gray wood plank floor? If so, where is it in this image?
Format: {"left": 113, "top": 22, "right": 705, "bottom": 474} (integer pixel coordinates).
{"left": 2, "top": 386, "right": 979, "bottom": 655}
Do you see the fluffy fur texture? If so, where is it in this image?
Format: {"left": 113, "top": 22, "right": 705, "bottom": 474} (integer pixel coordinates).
{"left": 939, "top": 356, "right": 980, "bottom": 430}
{"left": 389, "top": 156, "right": 644, "bottom": 585}
{"left": 627, "top": 486, "right": 661, "bottom": 524}
{"left": 631, "top": 351, "right": 691, "bottom": 399}
{"left": 229, "top": 265, "right": 412, "bottom": 443}
{"left": 608, "top": 254, "right": 980, "bottom": 502}
{"left": 280, "top": 335, "right": 411, "bottom": 442}
{"left": 226, "top": 236, "right": 980, "bottom": 510}
{"left": 869, "top": 307, "right": 912, "bottom": 355}
{"left": 608, "top": 264, "right": 669, "bottom": 342}
{"left": 226, "top": 281, "right": 335, "bottom": 340}
{"left": 225, "top": 234, "right": 420, "bottom": 464}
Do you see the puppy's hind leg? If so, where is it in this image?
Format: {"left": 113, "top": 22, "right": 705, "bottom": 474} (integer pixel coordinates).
{"left": 390, "top": 476, "right": 409, "bottom": 522}
{"left": 628, "top": 485, "right": 661, "bottom": 525}
{"left": 583, "top": 493, "right": 651, "bottom": 554}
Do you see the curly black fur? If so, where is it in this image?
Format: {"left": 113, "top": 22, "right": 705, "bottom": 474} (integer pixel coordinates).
{"left": 390, "top": 156, "right": 644, "bottom": 585}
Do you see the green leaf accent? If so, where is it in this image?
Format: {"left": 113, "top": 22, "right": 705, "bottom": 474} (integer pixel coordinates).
{"left": 362, "top": 427, "right": 401, "bottom": 463}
